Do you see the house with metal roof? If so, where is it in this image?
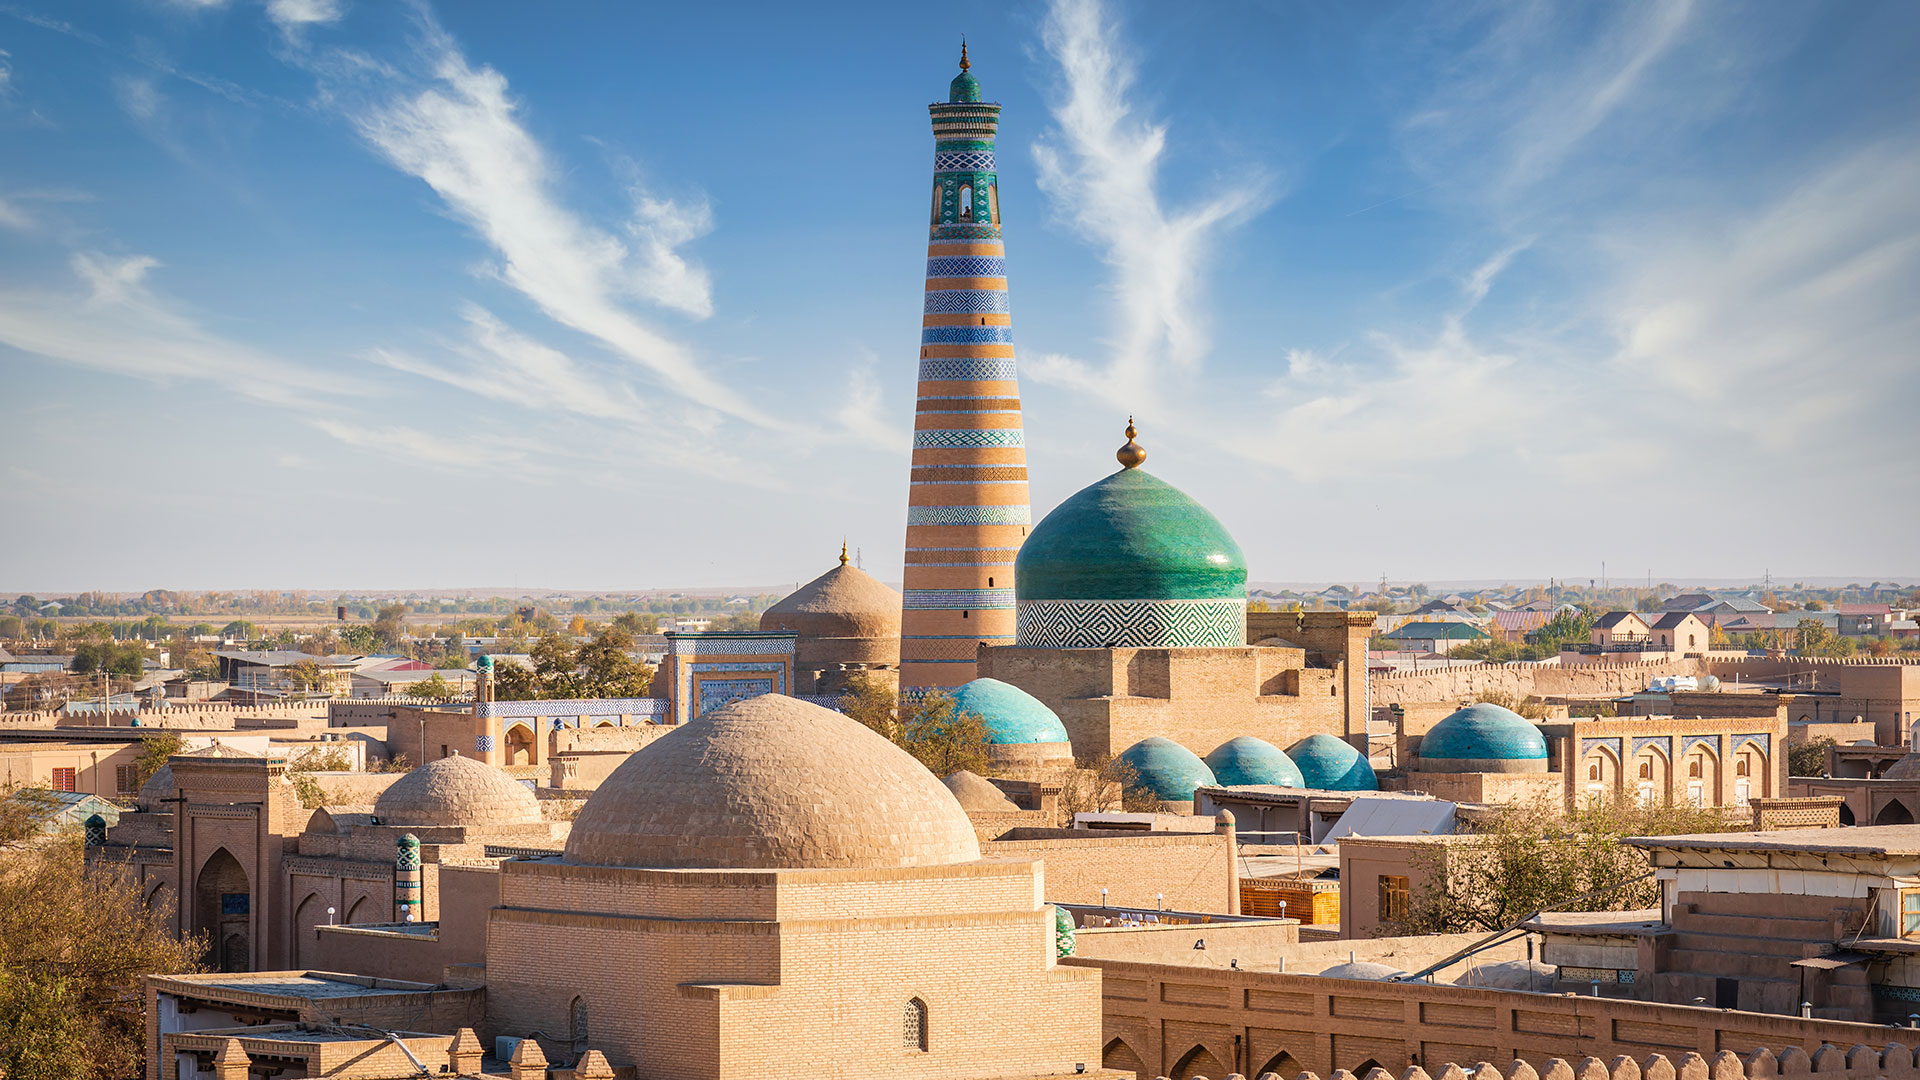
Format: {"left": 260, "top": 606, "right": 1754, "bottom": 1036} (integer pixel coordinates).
{"left": 1378, "top": 620, "right": 1487, "bottom": 655}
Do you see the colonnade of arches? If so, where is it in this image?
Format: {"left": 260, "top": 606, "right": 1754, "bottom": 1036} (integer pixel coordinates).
{"left": 1581, "top": 740, "right": 1769, "bottom": 809}
{"left": 1104, "top": 1036, "right": 1309, "bottom": 1080}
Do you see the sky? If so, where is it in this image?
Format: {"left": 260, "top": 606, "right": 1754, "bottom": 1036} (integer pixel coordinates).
{"left": 2, "top": 0, "right": 1917, "bottom": 593}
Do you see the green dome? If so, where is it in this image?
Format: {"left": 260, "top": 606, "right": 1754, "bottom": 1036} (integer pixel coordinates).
{"left": 949, "top": 70, "right": 981, "bottom": 102}
{"left": 1117, "top": 737, "right": 1216, "bottom": 802}
{"left": 1017, "top": 468, "right": 1247, "bottom": 602}
{"left": 1416, "top": 703, "right": 1548, "bottom": 773}
{"left": 1287, "top": 735, "right": 1378, "bottom": 791}
{"left": 1204, "top": 736, "right": 1304, "bottom": 788}
{"left": 950, "top": 678, "right": 1070, "bottom": 745}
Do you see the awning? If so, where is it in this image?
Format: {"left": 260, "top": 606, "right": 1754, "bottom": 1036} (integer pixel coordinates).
{"left": 1790, "top": 953, "right": 1872, "bottom": 970}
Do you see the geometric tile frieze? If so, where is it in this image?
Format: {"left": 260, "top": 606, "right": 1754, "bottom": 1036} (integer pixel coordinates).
{"left": 1014, "top": 598, "right": 1246, "bottom": 649}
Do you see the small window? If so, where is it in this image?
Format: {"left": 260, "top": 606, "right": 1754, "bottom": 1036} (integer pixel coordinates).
{"left": 1688, "top": 759, "right": 1702, "bottom": 778}
{"left": 1588, "top": 763, "right": 1600, "bottom": 781}
{"left": 931, "top": 183, "right": 942, "bottom": 225}
{"left": 988, "top": 181, "right": 999, "bottom": 224}
{"left": 1639, "top": 761, "right": 1652, "bottom": 779}
{"left": 958, "top": 184, "right": 972, "bottom": 221}
{"left": 51, "top": 767, "right": 76, "bottom": 792}
{"left": 962, "top": 611, "right": 968, "bottom": 619}
{"left": 1379, "top": 875, "right": 1410, "bottom": 923}
{"left": 987, "top": 577, "right": 993, "bottom": 588}
{"left": 1737, "top": 758, "right": 1751, "bottom": 777}
{"left": 1903, "top": 892, "right": 1920, "bottom": 937}
{"left": 116, "top": 764, "right": 138, "bottom": 793}
{"left": 904, "top": 997, "right": 928, "bottom": 1051}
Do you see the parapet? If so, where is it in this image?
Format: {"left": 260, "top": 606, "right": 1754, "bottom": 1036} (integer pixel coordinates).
{"left": 1150, "top": 1043, "right": 1920, "bottom": 1080}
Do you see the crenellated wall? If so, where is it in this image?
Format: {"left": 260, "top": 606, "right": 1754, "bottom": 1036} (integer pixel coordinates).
{"left": 1144, "top": 1043, "right": 1920, "bottom": 1080}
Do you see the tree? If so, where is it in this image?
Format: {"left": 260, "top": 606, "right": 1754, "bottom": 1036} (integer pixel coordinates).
{"left": 1056, "top": 754, "right": 1162, "bottom": 818}
{"left": 404, "top": 674, "right": 455, "bottom": 701}
{"left": 1401, "top": 797, "right": 1738, "bottom": 934}
{"left": 133, "top": 732, "right": 183, "bottom": 788}
{"left": 219, "top": 620, "right": 255, "bottom": 641}
{"left": 574, "top": 627, "right": 653, "bottom": 698}
{"left": 897, "top": 692, "right": 995, "bottom": 777}
{"left": 837, "top": 674, "right": 899, "bottom": 739}
{"left": 1472, "top": 689, "right": 1551, "bottom": 720}
{"left": 0, "top": 787, "right": 205, "bottom": 1080}
{"left": 69, "top": 642, "right": 144, "bottom": 679}
{"left": 283, "top": 659, "right": 328, "bottom": 694}
{"left": 372, "top": 605, "right": 410, "bottom": 649}
{"left": 1789, "top": 737, "right": 1837, "bottom": 778}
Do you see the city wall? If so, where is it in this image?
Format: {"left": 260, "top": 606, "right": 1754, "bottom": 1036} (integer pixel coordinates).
{"left": 1069, "top": 956, "right": 1920, "bottom": 1080}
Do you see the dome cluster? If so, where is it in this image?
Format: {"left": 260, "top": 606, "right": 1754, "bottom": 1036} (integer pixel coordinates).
{"left": 1111, "top": 732, "right": 1380, "bottom": 803}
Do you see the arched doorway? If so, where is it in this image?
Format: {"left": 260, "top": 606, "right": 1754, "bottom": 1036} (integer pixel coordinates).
{"left": 194, "top": 848, "right": 251, "bottom": 973}
{"left": 1104, "top": 1039, "right": 1145, "bottom": 1075}
{"left": 1840, "top": 802, "right": 1857, "bottom": 826}
{"left": 1584, "top": 747, "right": 1620, "bottom": 805}
{"left": 505, "top": 724, "right": 534, "bottom": 766}
{"left": 343, "top": 896, "right": 368, "bottom": 925}
{"left": 292, "top": 893, "right": 326, "bottom": 969}
{"left": 1877, "top": 800, "right": 1914, "bottom": 826}
{"left": 1172, "top": 1044, "right": 1230, "bottom": 1080}
{"left": 1352, "top": 1059, "right": 1386, "bottom": 1076}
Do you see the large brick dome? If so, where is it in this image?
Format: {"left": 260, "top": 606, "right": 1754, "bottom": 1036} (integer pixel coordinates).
{"left": 564, "top": 694, "right": 982, "bottom": 870}
{"left": 374, "top": 753, "right": 543, "bottom": 828}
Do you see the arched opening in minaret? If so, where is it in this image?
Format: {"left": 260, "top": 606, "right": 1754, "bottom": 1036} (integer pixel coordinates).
{"left": 931, "top": 183, "right": 942, "bottom": 224}
{"left": 958, "top": 184, "right": 973, "bottom": 221}
{"left": 988, "top": 181, "right": 999, "bottom": 224}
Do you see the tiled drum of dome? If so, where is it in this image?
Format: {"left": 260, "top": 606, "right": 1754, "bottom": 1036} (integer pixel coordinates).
{"left": 901, "top": 44, "right": 1030, "bottom": 691}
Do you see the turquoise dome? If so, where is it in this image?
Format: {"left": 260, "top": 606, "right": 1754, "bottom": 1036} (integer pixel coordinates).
{"left": 949, "top": 678, "right": 1070, "bottom": 745}
{"left": 1117, "top": 737, "right": 1217, "bottom": 802}
{"left": 949, "top": 70, "right": 981, "bottom": 102}
{"left": 1204, "top": 736, "right": 1304, "bottom": 788}
{"left": 1287, "top": 735, "right": 1378, "bottom": 791}
{"left": 1416, "top": 703, "right": 1549, "bottom": 773}
{"left": 1017, "top": 468, "right": 1247, "bottom": 603}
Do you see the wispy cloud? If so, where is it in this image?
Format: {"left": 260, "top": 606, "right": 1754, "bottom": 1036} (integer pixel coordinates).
{"left": 369, "top": 303, "right": 650, "bottom": 425}
{"left": 309, "top": 418, "right": 538, "bottom": 475}
{"left": 0, "top": 252, "right": 351, "bottom": 405}
{"left": 332, "top": 16, "right": 773, "bottom": 427}
{"left": 266, "top": 0, "right": 343, "bottom": 33}
{"left": 1026, "top": 0, "right": 1272, "bottom": 409}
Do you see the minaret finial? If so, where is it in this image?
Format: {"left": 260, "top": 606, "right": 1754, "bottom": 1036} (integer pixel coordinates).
{"left": 959, "top": 37, "right": 970, "bottom": 73}
{"left": 839, "top": 539, "right": 849, "bottom": 566}
{"left": 1117, "top": 416, "right": 1146, "bottom": 469}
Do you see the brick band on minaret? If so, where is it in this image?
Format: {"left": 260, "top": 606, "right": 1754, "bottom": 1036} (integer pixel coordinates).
{"left": 899, "top": 44, "right": 1031, "bottom": 692}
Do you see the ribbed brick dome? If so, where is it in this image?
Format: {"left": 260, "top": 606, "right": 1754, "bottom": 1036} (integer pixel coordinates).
{"left": 374, "top": 754, "right": 542, "bottom": 828}
{"left": 565, "top": 695, "right": 982, "bottom": 870}
{"left": 759, "top": 560, "right": 902, "bottom": 642}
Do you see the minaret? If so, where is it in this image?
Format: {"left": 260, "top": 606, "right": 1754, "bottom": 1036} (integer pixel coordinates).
{"left": 899, "top": 42, "right": 1032, "bottom": 693}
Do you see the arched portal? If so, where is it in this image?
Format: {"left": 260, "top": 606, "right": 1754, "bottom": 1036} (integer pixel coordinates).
{"left": 505, "top": 723, "right": 535, "bottom": 766}
{"left": 1877, "top": 800, "right": 1914, "bottom": 826}
{"left": 1104, "top": 1039, "right": 1146, "bottom": 1075}
{"left": 1172, "top": 1044, "right": 1230, "bottom": 1080}
{"left": 194, "top": 848, "right": 251, "bottom": 972}
{"left": 1839, "top": 802, "right": 1857, "bottom": 826}
{"left": 570, "top": 996, "right": 589, "bottom": 1055}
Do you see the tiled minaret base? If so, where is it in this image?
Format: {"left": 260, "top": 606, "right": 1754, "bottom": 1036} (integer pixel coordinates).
{"left": 899, "top": 44, "right": 1032, "bottom": 693}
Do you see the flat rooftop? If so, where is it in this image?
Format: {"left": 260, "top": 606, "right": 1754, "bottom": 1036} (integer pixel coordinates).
{"left": 156, "top": 971, "right": 444, "bottom": 1002}
{"left": 1523, "top": 909, "right": 1664, "bottom": 935}
{"left": 1626, "top": 825, "right": 1920, "bottom": 857}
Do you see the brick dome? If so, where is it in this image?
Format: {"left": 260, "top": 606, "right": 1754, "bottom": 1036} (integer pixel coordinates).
{"left": 1885, "top": 754, "right": 1920, "bottom": 780}
{"left": 942, "top": 769, "right": 1019, "bottom": 812}
{"left": 761, "top": 561, "right": 902, "bottom": 640}
{"left": 373, "top": 754, "right": 542, "bottom": 828}
{"left": 564, "top": 694, "right": 982, "bottom": 870}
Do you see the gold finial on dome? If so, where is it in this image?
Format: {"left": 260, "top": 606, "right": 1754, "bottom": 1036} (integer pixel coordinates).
{"left": 1116, "top": 416, "right": 1146, "bottom": 469}
{"left": 959, "top": 37, "right": 970, "bottom": 73}
{"left": 839, "top": 539, "right": 849, "bottom": 567}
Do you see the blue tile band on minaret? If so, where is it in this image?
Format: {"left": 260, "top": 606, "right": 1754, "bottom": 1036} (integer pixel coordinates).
{"left": 899, "top": 41, "right": 1032, "bottom": 690}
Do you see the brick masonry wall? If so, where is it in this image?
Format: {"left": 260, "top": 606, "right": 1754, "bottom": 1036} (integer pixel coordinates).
{"left": 983, "top": 830, "right": 1237, "bottom": 912}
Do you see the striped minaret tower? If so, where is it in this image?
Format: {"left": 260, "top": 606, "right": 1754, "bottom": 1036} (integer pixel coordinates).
{"left": 899, "top": 42, "right": 1031, "bottom": 693}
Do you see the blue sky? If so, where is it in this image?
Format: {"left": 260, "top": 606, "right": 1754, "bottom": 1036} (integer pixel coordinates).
{"left": 3, "top": 0, "right": 1917, "bottom": 592}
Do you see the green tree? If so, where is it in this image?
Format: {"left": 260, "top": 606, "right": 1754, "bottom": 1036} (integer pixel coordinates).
{"left": 0, "top": 786, "right": 205, "bottom": 1080}
{"left": 1402, "top": 797, "right": 1738, "bottom": 934}
{"left": 574, "top": 627, "right": 653, "bottom": 698}
{"left": 490, "top": 659, "right": 540, "bottom": 701}
{"left": 896, "top": 691, "right": 995, "bottom": 778}
{"left": 837, "top": 674, "right": 899, "bottom": 739}
{"left": 69, "top": 643, "right": 144, "bottom": 678}
{"left": 219, "top": 620, "right": 255, "bottom": 641}
{"left": 404, "top": 674, "right": 455, "bottom": 701}
{"left": 133, "top": 732, "right": 183, "bottom": 788}
{"left": 1789, "top": 737, "right": 1837, "bottom": 778}
{"left": 371, "top": 605, "right": 409, "bottom": 649}
{"left": 283, "top": 659, "right": 328, "bottom": 694}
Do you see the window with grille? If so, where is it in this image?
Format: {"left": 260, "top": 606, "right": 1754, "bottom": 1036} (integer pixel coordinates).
{"left": 903, "top": 997, "right": 927, "bottom": 1051}
{"left": 117, "top": 765, "right": 138, "bottom": 793}
{"left": 51, "top": 767, "right": 76, "bottom": 792}
{"left": 1379, "top": 875, "right": 1410, "bottom": 923}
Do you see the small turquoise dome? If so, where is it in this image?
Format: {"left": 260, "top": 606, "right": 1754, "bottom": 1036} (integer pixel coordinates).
{"left": 949, "top": 42, "right": 982, "bottom": 102}
{"left": 1287, "top": 735, "right": 1378, "bottom": 791}
{"left": 1017, "top": 468, "right": 1247, "bottom": 604}
{"left": 1204, "top": 736, "right": 1304, "bottom": 788}
{"left": 949, "top": 679, "right": 1070, "bottom": 745}
{"left": 1117, "top": 737, "right": 1217, "bottom": 802}
{"left": 1415, "top": 702, "right": 1549, "bottom": 773}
